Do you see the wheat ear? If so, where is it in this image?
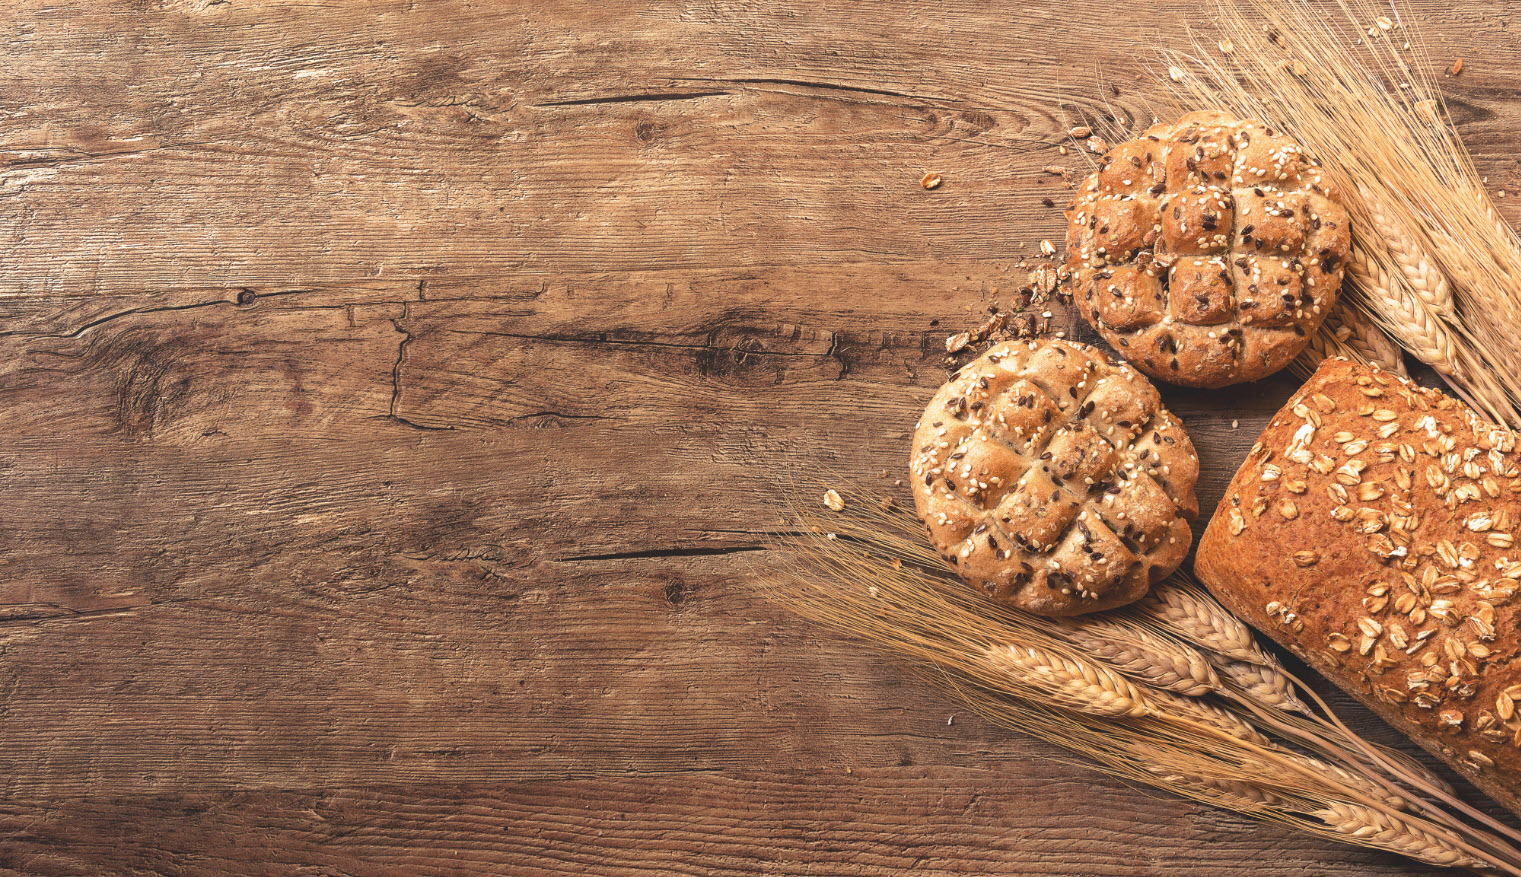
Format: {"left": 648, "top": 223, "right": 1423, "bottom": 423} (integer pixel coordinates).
{"left": 1356, "top": 185, "right": 1455, "bottom": 320}
{"left": 1134, "top": 578, "right": 1260, "bottom": 663}
{"left": 1052, "top": 618, "right": 1220, "bottom": 697}
{"left": 1218, "top": 657, "right": 1312, "bottom": 716}
{"left": 982, "top": 644, "right": 1152, "bottom": 718}
{"left": 1313, "top": 801, "right": 1487, "bottom": 870}
{"left": 1292, "top": 302, "right": 1406, "bottom": 381}
{"left": 1282, "top": 752, "right": 1405, "bottom": 810}
{"left": 1293, "top": 316, "right": 1366, "bottom": 380}
{"left": 1345, "top": 246, "right": 1461, "bottom": 378}
{"left": 1148, "top": 690, "right": 1271, "bottom": 747}
{"left": 1331, "top": 300, "right": 1408, "bottom": 377}
{"left": 1147, "top": 764, "right": 1289, "bottom": 809}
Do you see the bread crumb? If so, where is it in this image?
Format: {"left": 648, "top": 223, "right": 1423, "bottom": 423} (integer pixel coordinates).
{"left": 1169, "top": 65, "right": 1185, "bottom": 83}
{"left": 823, "top": 489, "right": 845, "bottom": 512}
{"left": 1232, "top": 419, "right": 1239, "bottom": 429}
{"left": 1450, "top": 58, "right": 1464, "bottom": 77}
{"left": 921, "top": 172, "right": 942, "bottom": 190}
{"left": 1040, "top": 239, "right": 1056, "bottom": 256}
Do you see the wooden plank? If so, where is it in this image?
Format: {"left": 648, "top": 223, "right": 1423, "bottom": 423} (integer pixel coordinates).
{"left": 0, "top": 2, "right": 1513, "bottom": 295}
{"left": 0, "top": 774, "right": 1449, "bottom": 876}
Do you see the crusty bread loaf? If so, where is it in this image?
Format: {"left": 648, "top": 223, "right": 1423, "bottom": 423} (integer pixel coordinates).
{"left": 1196, "top": 357, "right": 1521, "bottom": 814}
{"left": 911, "top": 338, "right": 1198, "bottom": 617}
{"left": 1066, "top": 111, "right": 1350, "bottom": 389}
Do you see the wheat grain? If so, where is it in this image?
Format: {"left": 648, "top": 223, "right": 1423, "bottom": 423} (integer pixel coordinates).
{"left": 1135, "top": 579, "right": 1260, "bottom": 663}
{"left": 1052, "top": 618, "right": 1220, "bottom": 697}
{"left": 1314, "top": 801, "right": 1486, "bottom": 869}
{"left": 982, "top": 644, "right": 1152, "bottom": 718}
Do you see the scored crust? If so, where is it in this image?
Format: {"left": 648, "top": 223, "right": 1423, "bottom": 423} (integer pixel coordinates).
{"left": 1066, "top": 110, "right": 1350, "bottom": 389}
{"left": 910, "top": 338, "right": 1199, "bottom": 617}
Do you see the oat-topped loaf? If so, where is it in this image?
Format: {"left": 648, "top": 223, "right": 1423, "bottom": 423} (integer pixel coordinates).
{"left": 1196, "top": 358, "right": 1521, "bottom": 816}
{"left": 911, "top": 338, "right": 1199, "bottom": 616}
{"left": 1066, "top": 110, "right": 1350, "bottom": 389}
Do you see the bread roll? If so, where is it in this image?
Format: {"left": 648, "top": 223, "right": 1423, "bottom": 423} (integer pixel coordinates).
{"left": 1066, "top": 111, "right": 1350, "bottom": 388}
{"left": 911, "top": 338, "right": 1198, "bottom": 617}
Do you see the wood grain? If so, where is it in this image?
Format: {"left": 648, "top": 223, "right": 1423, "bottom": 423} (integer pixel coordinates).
{"left": 0, "top": 0, "right": 1517, "bottom": 873}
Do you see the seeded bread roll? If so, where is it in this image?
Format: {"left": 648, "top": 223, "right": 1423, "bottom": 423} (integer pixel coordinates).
{"left": 1196, "top": 358, "right": 1521, "bottom": 816}
{"left": 1066, "top": 110, "right": 1350, "bottom": 389}
{"left": 911, "top": 338, "right": 1199, "bottom": 617}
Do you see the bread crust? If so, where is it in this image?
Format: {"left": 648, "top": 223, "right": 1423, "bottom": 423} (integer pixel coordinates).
{"left": 1197, "top": 358, "right": 1521, "bottom": 815}
{"left": 1067, "top": 111, "right": 1350, "bottom": 388}
{"left": 911, "top": 338, "right": 1198, "bottom": 616}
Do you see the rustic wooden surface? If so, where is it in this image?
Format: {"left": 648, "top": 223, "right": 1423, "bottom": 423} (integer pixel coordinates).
{"left": 2, "top": 1, "right": 1520, "bottom": 874}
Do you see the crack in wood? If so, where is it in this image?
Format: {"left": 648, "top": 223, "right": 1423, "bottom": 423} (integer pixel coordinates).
{"left": 505, "top": 410, "right": 611, "bottom": 424}
{"left": 557, "top": 545, "right": 768, "bottom": 563}
{"left": 0, "top": 143, "right": 166, "bottom": 170}
{"left": 675, "top": 76, "right": 957, "bottom": 105}
{"left": 0, "top": 289, "right": 341, "bottom": 339}
{"left": 0, "top": 596, "right": 198, "bottom": 628}
{"left": 386, "top": 313, "right": 454, "bottom": 432}
{"left": 534, "top": 91, "right": 731, "bottom": 108}
{"left": 718, "top": 77, "right": 951, "bottom": 102}
{"left": 436, "top": 327, "right": 829, "bottom": 359}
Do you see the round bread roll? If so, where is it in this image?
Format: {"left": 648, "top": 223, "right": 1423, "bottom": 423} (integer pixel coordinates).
{"left": 910, "top": 338, "right": 1199, "bottom": 616}
{"left": 1066, "top": 110, "right": 1350, "bottom": 388}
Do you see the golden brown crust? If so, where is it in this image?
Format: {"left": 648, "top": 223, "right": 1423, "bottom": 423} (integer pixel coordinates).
{"left": 911, "top": 338, "right": 1199, "bottom": 617}
{"left": 1197, "top": 358, "right": 1521, "bottom": 816}
{"left": 1067, "top": 111, "right": 1350, "bottom": 389}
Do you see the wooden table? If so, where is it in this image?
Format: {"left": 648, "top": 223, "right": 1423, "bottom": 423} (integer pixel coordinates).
{"left": 1, "top": 2, "right": 1515, "bottom": 873}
